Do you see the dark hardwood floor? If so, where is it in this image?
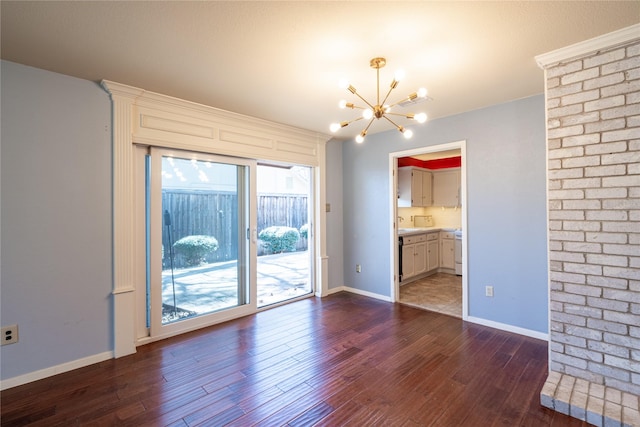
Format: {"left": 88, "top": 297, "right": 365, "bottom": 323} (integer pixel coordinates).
{"left": 2, "top": 292, "right": 588, "bottom": 426}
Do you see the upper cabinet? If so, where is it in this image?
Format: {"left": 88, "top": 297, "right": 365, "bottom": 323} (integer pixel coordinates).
{"left": 398, "top": 167, "right": 432, "bottom": 207}
{"left": 432, "top": 169, "right": 461, "bottom": 207}
{"left": 398, "top": 166, "right": 460, "bottom": 208}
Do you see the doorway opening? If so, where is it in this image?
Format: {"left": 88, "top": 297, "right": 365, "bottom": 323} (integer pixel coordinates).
{"left": 390, "top": 140, "right": 468, "bottom": 319}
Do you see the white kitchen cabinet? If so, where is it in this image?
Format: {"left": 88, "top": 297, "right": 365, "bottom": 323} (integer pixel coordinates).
{"left": 440, "top": 231, "right": 455, "bottom": 269}
{"left": 398, "top": 167, "right": 432, "bottom": 207}
{"left": 432, "top": 169, "right": 460, "bottom": 207}
{"left": 401, "top": 233, "right": 427, "bottom": 281}
{"left": 420, "top": 170, "right": 432, "bottom": 207}
{"left": 414, "top": 239, "right": 427, "bottom": 276}
{"left": 401, "top": 242, "right": 415, "bottom": 279}
{"left": 426, "top": 233, "right": 439, "bottom": 271}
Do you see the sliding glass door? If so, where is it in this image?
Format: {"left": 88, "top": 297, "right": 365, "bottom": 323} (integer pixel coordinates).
{"left": 141, "top": 148, "right": 315, "bottom": 341}
{"left": 149, "top": 148, "right": 256, "bottom": 338}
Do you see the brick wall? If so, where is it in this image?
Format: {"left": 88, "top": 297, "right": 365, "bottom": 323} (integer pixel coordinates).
{"left": 541, "top": 33, "right": 639, "bottom": 425}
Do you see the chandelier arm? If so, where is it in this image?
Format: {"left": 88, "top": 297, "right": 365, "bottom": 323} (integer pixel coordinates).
{"left": 382, "top": 115, "right": 404, "bottom": 131}
{"left": 361, "top": 117, "right": 376, "bottom": 134}
{"left": 351, "top": 91, "right": 376, "bottom": 110}
{"left": 349, "top": 104, "right": 368, "bottom": 110}
{"left": 380, "top": 85, "right": 396, "bottom": 107}
{"left": 385, "top": 112, "right": 414, "bottom": 118}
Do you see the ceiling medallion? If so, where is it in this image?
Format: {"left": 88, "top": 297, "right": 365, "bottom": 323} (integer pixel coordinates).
{"left": 330, "top": 57, "right": 429, "bottom": 143}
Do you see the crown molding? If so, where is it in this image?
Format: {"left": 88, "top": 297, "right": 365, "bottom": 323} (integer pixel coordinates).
{"left": 100, "top": 80, "right": 331, "bottom": 143}
{"left": 536, "top": 23, "right": 640, "bottom": 69}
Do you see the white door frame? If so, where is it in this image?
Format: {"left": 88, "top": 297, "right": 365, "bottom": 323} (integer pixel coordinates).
{"left": 388, "top": 140, "right": 468, "bottom": 320}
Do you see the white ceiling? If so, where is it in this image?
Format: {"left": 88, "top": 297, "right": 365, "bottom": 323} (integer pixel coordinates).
{"left": 2, "top": 1, "right": 638, "bottom": 141}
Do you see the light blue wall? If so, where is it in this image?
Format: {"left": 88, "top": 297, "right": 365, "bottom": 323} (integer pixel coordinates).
{"left": 1, "top": 61, "right": 113, "bottom": 380}
{"left": 341, "top": 95, "right": 549, "bottom": 333}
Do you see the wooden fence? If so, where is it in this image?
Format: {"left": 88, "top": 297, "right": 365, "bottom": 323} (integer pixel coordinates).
{"left": 162, "top": 190, "right": 308, "bottom": 267}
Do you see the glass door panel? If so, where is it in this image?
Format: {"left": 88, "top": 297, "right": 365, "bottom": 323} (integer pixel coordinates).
{"left": 256, "top": 164, "right": 313, "bottom": 307}
{"left": 149, "top": 148, "right": 255, "bottom": 338}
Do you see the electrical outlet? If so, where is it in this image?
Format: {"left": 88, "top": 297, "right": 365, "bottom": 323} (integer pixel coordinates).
{"left": 356, "top": 264, "right": 361, "bottom": 273}
{"left": 485, "top": 286, "right": 494, "bottom": 297}
{"left": 1, "top": 325, "right": 18, "bottom": 345}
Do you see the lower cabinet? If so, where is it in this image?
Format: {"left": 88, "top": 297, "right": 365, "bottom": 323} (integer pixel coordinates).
{"left": 402, "top": 241, "right": 415, "bottom": 279}
{"left": 402, "top": 234, "right": 427, "bottom": 280}
{"left": 402, "top": 230, "right": 458, "bottom": 282}
{"left": 414, "top": 240, "right": 427, "bottom": 276}
{"left": 403, "top": 232, "right": 440, "bottom": 282}
{"left": 427, "top": 236, "right": 439, "bottom": 271}
{"left": 440, "top": 231, "right": 455, "bottom": 269}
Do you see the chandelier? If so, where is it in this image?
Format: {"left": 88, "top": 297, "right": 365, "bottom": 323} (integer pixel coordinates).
{"left": 330, "top": 57, "right": 429, "bottom": 143}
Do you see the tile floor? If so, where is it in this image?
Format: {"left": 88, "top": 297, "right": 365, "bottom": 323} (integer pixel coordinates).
{"left": 399, "top": 272, "right": 462, "bottom": 318}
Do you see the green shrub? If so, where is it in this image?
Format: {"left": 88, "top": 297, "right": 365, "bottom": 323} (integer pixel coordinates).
{"left": 259, "top": 226, "right": 300, "bottom": 254}
{"left": 173, "top": 235, "right": 219, "bottom": 267}
{"left": 300, "top": 223, "right": 309, "bottom": 239}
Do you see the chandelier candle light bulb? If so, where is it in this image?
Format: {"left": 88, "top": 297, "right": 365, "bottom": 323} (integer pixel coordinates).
{"left": 330, "top": 57, "right": 430, "bottom": 143}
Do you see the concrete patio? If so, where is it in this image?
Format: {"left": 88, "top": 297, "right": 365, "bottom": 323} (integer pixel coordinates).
{"left": 161, "top": 250, "right": 311, "bottom": 322}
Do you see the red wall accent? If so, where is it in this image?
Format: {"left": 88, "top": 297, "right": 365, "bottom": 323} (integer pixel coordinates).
{"left": 397, "top": 156, "right": 461, "bottom": 170}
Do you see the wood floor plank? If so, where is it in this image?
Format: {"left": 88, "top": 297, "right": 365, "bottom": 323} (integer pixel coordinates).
{"left": 128, "top": 385, "right": 235, "bottom": 427}
{"left": 1, "top": 292, "right": 589, "bottom": 426}
{"left": 225, "top": 382, "right": 314, "bottom": 426}
{"left": 312, "top": 399, "right": 363, "bottom": 427}
{"left": 192, "top": 404, "right": 245, "bottom": 427}
{"left": 287, "top": 401, "right": 334, "bottom": 426}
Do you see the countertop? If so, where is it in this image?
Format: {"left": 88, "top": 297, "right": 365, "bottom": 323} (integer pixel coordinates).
{"left": 398, "top": 227, "right": 460, "bottom": 236}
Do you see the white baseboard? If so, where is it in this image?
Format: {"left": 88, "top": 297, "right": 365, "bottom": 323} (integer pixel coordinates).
{"left": 325, "top": 285, "right": 346, "bottom": 296}
{"left": 340, "top": 286, "right": 393, "bottom": 302}
{"left": 466, "top": 316, "right": 549, "bottom": 341}
{"left": 0, "top": 350, "right": 114, "bottom": 391}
